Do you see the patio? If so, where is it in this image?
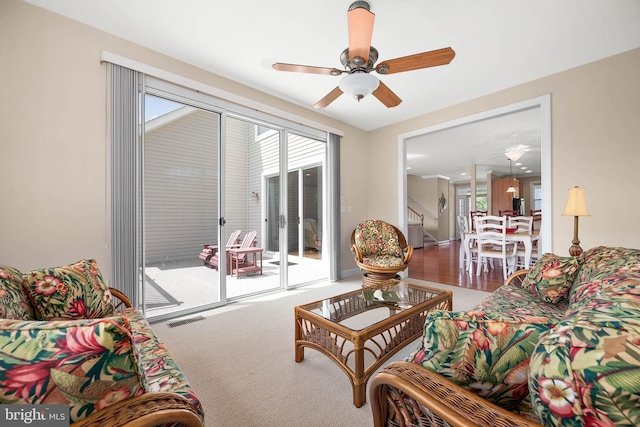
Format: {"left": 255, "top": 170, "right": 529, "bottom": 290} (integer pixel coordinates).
{"left": 143, "top": 252, "right": 327, "bottom": 318}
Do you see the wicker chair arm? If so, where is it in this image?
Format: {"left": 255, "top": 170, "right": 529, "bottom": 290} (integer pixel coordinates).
{"left": 370, "top": 361, "right": 541, "bottom": 427}
{"left": 351, "top": 243, "right": 364, "bottom": 263}
{"left": 506, "top": 269, "right": 530, "bottom": 288}
{"left": 109, "top": 287, "right": 133, "bottom": 310}
{"left": 70, "top": 392, "right": 203, "bottom": 427}
{"left": 403, "top": 245, "right": 414, "bottom": 264}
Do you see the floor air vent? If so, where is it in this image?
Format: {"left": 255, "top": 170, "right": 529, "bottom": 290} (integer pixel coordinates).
{"left": 168, "top": 315, "right": 205, "bottom": 328}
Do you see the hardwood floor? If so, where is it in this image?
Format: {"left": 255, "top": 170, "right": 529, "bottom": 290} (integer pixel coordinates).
{"left": 407, "top": 240, "right": 505, "bottom": 293}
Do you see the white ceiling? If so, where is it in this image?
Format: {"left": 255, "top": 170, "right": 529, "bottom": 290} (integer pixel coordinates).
{"left": 25, "top": 0, "right": 640, "bottom": 181}
{"left": 406, "top": 106, "right": 542, "bottom": 182}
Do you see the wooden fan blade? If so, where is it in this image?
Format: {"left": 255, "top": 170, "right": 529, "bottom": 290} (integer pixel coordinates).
{"left": 372, "top": 81, "right": 402, "bottom": 108}
{"left": 314, "top": 87, "right": 343, "bottom": 109}
{"left": 377, "top": 47, "right": 455, "bottom": 75}
{"left": 272, "top": 63, "right": 342, "bottom": 75}
{"left": 348, "top": 3, "right": 375, "bottom": 62}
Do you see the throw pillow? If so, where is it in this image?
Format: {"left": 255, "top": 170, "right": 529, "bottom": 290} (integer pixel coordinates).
{"left": 23, "top": 259, "right": 115, "bottom": 321}
{"left": 519, "top": 253, "right": 583, "bottom": 304}
{"left": 407, "top": 310, "right": 558, "bottom": 411}
{"left": 0, "top": 264, "right": 35, "bottom": 320}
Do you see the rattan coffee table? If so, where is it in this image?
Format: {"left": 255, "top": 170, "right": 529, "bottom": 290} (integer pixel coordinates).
{"left": 294, "top": 279, "right": 452, "bottom": 407}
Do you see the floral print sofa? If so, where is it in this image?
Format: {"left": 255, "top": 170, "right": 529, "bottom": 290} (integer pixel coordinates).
{"left": 370, "top": 246, "right": 640, "bottom": 426}
{"left": 0, "top": 259, "right": 204, "bottom": 427}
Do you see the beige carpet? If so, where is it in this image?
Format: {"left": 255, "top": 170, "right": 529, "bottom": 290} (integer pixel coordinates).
{"left": 152, "top": 277, "right": 491, "bottom": 427}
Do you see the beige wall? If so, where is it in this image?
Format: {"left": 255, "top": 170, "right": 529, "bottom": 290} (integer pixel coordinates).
{"left": 367, "top": 48, "right": 640, "bottom": 254}
{"left": 2, "top": 0, "right": 639, "bottom": 281}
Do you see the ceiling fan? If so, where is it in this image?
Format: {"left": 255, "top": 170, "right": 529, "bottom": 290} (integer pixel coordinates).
{"left": 272, "top": 1, "right": 456, "bottom": 109}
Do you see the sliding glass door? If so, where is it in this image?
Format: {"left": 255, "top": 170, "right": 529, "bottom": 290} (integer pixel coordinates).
{"left": 287, "top": 133, "right": 326, "bottom": 287}
{"left": 224, "top": 117, "right": 281, "bottom": 299}
{"left": 132, "top": 79, "right": 329, "bottom": 321}
{"left": 142, "top": 94, "right": 222, "bottom": 317}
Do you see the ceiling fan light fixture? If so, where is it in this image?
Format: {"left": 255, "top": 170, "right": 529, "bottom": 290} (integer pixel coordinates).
{"left": 505, "top": 144, "right": 529, "bottom": 162}
{"left": 339, "top": 72, "right": 379, "bottom": 101}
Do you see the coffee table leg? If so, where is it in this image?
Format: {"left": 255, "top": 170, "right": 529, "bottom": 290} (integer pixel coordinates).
{"left": 294, "top": 311, "right": 304, "bottom": 362}
{"left": 353, "top": 336, "right": 365, "bottom": 407}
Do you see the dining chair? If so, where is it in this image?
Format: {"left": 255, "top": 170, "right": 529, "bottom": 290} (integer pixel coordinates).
{"left": 530, "top": 209, "right": 542, "bottom": 232}
{"left": 474, "top": 215, "right": 518, "bottom": 280}
{"left": 499, "top": 209, "right": 520, "bottom": 217}
{"left": 509, "top": 216, "right": 536, "bottom": 269}
{"left": 508, "top": 216, "right": 533, "bottom": 233}
{"left": 469, "top": 210, "right": 487, "bottom": 231}
{"left": 458, "top": 215, "right": 478, "bottom": 271}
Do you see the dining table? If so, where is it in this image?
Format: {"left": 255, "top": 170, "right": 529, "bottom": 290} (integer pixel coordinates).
{"left": 462, "top": 230, "right": 540, "bottom": 273}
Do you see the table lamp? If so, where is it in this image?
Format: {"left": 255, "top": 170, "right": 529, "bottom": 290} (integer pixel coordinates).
{"left": 561, "top": 186, "right": 590, "bottom": 256}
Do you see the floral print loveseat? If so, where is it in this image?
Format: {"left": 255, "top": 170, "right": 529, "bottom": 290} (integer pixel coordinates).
{"left": 370, "top": 246, "right": 640, "bottom": 426}
{"left": 0, "top": 259, "right": 204, "bottom": 427}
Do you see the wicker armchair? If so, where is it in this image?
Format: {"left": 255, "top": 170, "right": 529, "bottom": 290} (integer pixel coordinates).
{"left": 369, "top": 361, "right": 541, "bottom": 427}
{"left": 351, "top": 219, "right": 413, "bottom": 287}
{"left": 71, "top": 392, "right": 203, "bottom": 427}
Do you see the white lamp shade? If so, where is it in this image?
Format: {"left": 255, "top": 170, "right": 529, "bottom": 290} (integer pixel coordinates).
{"left": 339, "top": 72, "right": 379, "bottom": 99}
{"left": 506, "top": 186, "right": 517, "bottom": 193}
{"left": 562, "top": 186, "right": 590, "bottom": 216}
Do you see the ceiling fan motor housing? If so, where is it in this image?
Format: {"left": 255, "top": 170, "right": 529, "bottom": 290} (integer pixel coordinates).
{"left": 348, "top": 1, "right": 370, "bottom": 12}
{"left": 340, "top": 46, "right": 378, "bottom": 72}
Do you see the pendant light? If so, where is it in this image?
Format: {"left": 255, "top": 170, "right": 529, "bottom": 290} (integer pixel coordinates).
{"left": 506, "top": 159, "right": 517, "bottom": 193}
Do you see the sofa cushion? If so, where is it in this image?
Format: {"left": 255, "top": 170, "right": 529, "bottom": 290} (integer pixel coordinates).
{"left": 519, "top": 253, "right": 583, "bottom": 304}
{"left": 569, "top": 246, "right": 640, "bottom": 307}
{"left": 23, "top": 259, "right": 115, "bottom": 321}
{"left": 473, "top": 283, "right": 569, "bottom": 319}
{"left": 0, "top": 316, "right": 143, "bottom": 423}
{"left": 0, "top": 264, "right": 35, "bottom": 320}
{"left": 407, "top": 310, "right": 560, "bottom": 410}
{"left": 529, "top": 300, "right": 640, "bottom": 426}
{"left": 118, "top": 307, "right": 205, "bottom": 419}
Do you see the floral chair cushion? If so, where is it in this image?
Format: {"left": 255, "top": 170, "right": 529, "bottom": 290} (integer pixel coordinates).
{"left": 519, "top": 253, "right": 584, "bottom": 304}
{"left": 0, "top": 316, "right": 143, "bottom": 423}
{"left": 354, "top": 220, "right": 404, "bottom": 267}
{"left": 407, "top": 309, "right": 560, "bottom": 410}
{"left": 23, "top": 259, "right": 115, "bottom": 321}
{"left": 0, "top": 264, "right": 34, "bottom": 320}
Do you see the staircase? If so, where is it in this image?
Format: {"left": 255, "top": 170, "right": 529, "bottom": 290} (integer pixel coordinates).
{"left": 423, "top": 231, "right": 438, "bottom": 247}
{"left": 408, "top": 204, "right": 439, "bottom": 248}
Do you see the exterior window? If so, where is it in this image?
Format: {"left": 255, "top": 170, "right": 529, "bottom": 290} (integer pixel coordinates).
{"left": 457, "top": 185, "right": 488, "bottom": 219}
{"left": 256, "top": 125, "right": 275, "bottom": 140}
{"left": 533, "top": 183, "right": 542, "bottom": 210}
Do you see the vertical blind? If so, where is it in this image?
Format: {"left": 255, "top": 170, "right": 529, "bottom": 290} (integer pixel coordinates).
{"left": 108, "top": 63, "right": 141, "bottom": 307}
{"left": 328, "top": 132, "right": 341, "bottom": 281}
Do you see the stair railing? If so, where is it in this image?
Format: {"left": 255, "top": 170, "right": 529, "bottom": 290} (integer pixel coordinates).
{"left": 408, "top": 206, "right": 424, "bottom": 226}
{"left": 407, "top": 197, "right": 438, "bottom": 221}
